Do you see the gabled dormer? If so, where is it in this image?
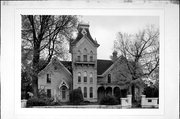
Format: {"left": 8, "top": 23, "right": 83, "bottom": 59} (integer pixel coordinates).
{"left": 70, "top": 23, "right": 100, "bottom": 66}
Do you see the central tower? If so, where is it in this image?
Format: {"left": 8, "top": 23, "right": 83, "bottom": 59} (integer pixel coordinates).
{"left": 70, "top": 23, "right": 100, "bottom": 102}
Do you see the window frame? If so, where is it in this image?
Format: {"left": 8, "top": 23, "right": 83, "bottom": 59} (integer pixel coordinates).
{"left": 47, "top": 89, "right": 51, "bottom": 98}
{"left": 108, "top": 74, "right": 111, "bottom": 83}
{"left": 78, "top": 72, "right": 81, "bottom": 83}
{"left": 83, "top": 55, "right": 87, "bottom": 62}
{"left": 47, "top": 74, "right": 51, "bottom": 83}
{"left": 90, "top": 72, "right": 93, "bottom": 83}
{"left": 84, "top": 87, "right": 87, "bottom": 98}
{"left": 90, "top": 87, "right": 93, "bottom": 98}
{"left": 84, "top": 71, "right": 87, "bottom": 83}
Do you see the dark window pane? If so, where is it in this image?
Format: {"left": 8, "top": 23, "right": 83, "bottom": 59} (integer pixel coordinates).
{"left": 90, "top": 87, "right": 93, "bottom": 98}
{"left": 84, "top": 87, "right": 87, "bottom": 98}
{"left": 47, "top": 89, "right": 51, "bottom": 98}
{"left": 108, "top": 74, "right": 111, "bottom": 83}
{"left": 84, "top": 77, "right": 87, "bottom": 83}
{"left": 47, "top": 74, "right": 51, "bottom": 83}
{"left": 78, "top": 76, "right": 81, "bottom": 83}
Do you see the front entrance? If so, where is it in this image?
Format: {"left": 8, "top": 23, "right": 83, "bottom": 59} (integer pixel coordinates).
{"left": 59, "top": 85, "right": 69, "bottom": 102}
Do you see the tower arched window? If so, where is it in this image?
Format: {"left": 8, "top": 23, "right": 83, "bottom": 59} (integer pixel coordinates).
{"left": 108, "top": 74, "right": 111, "bottom": 83}
{"left": 90, "top": 51, "right": 93, "bottom": 62}
{"left": 84, "top": 71, "right": 87, "bottom": 83}
{"left": 83, "top": 48, "right": 88, "bottom": 62}
{"left": 90, "top": 72, "right": 93, "bottom": 83}
{"left": 78, "top": 72, "right": 81, "bottom": 83}
{"left": 77, "top": 50, "right": 81, "bottom": 62}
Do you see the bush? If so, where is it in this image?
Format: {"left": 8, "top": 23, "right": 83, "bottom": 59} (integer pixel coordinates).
{"left": 143, "top": 86, "right": 159, "bottom": 98}
{"left": 26, "top": 89, "right": 55, "bottom": 107}
{"left": 99, "top": 95, "right": 119, "bottom": 105}
{"left": 69, "top": 88, "right": 84, "bottom": 105}
{"left": 26, "top": 97, "right": 47, "bottom": 107}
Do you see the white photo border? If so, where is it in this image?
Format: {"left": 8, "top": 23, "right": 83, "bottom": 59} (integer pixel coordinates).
{"left": 1, "top": 1, "right": 179, "bottom": 119}
{"left": 14, "top": 7, "right": 164, "bottom": 116}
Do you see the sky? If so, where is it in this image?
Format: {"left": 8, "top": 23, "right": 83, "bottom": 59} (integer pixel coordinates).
{"left": 80, "top": 16, "right": 159, "bottom": 60}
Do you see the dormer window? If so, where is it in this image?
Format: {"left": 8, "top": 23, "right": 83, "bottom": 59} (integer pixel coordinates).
{"left": 47, "top": 74, "right": 51, "bottom": 83}
{"left": 108, "top": 74, "right": 111, "bottom": 83}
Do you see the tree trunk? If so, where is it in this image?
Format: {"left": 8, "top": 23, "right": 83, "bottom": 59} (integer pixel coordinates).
{"left": 32, "top": 75, "right": 38, "bottom": 97}
{"left": 131, "top": 84, "right": 135, "bottom": 103}
{"left": 32, "top": 41, "right": 41, "bottom": 97}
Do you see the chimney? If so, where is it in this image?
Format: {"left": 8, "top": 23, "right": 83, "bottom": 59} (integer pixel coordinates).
{"left": 112, "top": 51, "right": 118, "bottom": 62}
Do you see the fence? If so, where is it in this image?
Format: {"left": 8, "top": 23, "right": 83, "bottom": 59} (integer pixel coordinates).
{"left": 141, "top": 95, "right": 158, "bottom": 108}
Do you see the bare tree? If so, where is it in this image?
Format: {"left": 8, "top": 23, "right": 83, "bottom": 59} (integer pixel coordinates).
{"left": 114, "top": 25, "right": 159, "bottom": 102}
{"left": 21, "top": 15, "right": 78, "bottom": 97}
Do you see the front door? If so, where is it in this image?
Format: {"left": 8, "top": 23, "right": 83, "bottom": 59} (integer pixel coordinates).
{"left": 60, "top": 86, "right": 68, "bottom": 102}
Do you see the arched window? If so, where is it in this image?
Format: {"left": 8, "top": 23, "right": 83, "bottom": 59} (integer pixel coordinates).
{"left": 90, "top": 87, "right": 93, "bottom": 98}
{"left": 90, "top": 72, "right": 93, "bottom": 83}
{"left": 108, "top": 74, "right": 111, "bottom": 83}
{"left": 83, "top": 48, "right": 87, "bottom": 62}
{"left": 90, "top": 51, "right": 93, "bottom": 62}
{"left": 84, "top": 87, "right": 87, "bottom": 98}
{"left": 84, "top": 71, "right": 87, "bottom": 83}
{"left": 78, "top": 72, "right": 81, "bottom": 83}
{"left": 77, "top": 50, "right": 81, "bottom": 61}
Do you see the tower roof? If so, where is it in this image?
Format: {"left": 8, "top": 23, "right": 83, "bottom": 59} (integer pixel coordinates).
{"left": 70, "top": 23, "right": 100, "bottom": 47}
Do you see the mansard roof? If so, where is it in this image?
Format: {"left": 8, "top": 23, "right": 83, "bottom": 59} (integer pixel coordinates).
{"left": 70, "top": 23, "right": 100, "bottom": 47}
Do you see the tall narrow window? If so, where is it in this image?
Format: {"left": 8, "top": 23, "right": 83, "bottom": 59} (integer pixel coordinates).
{"left": 90, "top": 87, "right": 93, "bottom": 98}
{"left": 77, "top": 50, "right": 81, "bottom": 62}
{"left": 90, "top": 72, "right": 93, "bottom": 83}
{"left": 108, "top": 74, "right": 111, "bottom": 83}
{"left": 84, "top": 71, "right": 87, "bottom": 83}
{"left": 77, "top": 56, "right": 81, "bottom": 62}
{"left": 90, "top": 56, "right": 93, "bottom": 62}
{"left": 47, "top": 74, "right": 51, "bottom": 83}
{"left": 83, "top": 55, "right": 87, "bottom": 62}
{"left": 84, "top": 87, "right": 87, "bottom": 98}
{"left": 90, "top": 51, "right": 93, "bottom": 62}
{"left": 47, "top": 89, "right": 51, "bottom": 98}
{"left": 83, "top": 48, "right": 88, "bottom": 62}
{"left": 78, "top": 72, "right": 81, "bottom": 83}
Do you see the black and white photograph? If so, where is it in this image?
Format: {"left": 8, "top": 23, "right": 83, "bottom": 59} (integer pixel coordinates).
{"left": 21, "top": 15, "right": 159, "bottom": 109}
{"left": 1, "top": 1, "right": 179, "bottom": 119}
